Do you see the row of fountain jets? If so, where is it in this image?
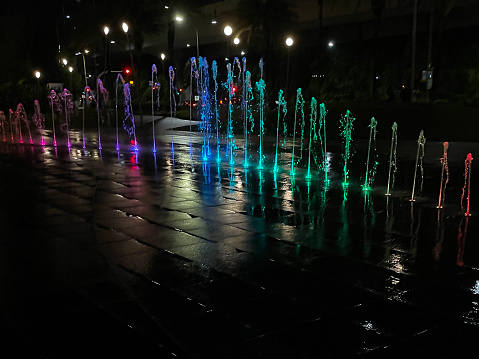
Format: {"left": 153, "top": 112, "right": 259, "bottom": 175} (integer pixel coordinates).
{"left": 0, "top": 57, "right": 473, "bottom": 215}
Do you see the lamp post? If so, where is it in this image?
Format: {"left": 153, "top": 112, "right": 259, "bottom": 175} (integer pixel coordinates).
{"left": 285, "top": 37, "right": 294, "bottom": 97}
{"left": 122, "top": 21, "right": 144, "bottom": 125}
{"left": 160, "top": 53, "right": 166, "bottom": 76}
{"left": 103, "top": 26, "right": 110, "bottom": 73}
{"left": 68, "top": 66, "right": 73, "bottom": 90}
{"left": 76, "top": 49, "right": 89, "bottom": 88}
{"left": 224, "top": 25, "right": 233, "bottom": 60}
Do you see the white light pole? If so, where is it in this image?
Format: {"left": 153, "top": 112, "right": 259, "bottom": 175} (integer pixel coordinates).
{"left": 224, "top": 25, "right": 233, "bottom": 60}
{"left": 68, "top": 66, "right": 73, "bottom": 90}
{"left": 285, "top": 37, "right": 294, "bottom": 96}
{"left": 103, "top": 26, "right": 110, "bottom": 72}
{"left": 160, "top": 53, "right": 166, "bottom": 76}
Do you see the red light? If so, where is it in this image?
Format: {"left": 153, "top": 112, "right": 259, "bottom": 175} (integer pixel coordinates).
{"left": 125, "top": 69, "right": 131, "bottom": 74}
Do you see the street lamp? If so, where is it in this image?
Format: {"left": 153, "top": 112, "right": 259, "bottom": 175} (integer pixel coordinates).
{"left": 285, "top": 37, "right": 294, "bottom": 96}
{"left": 103, "top": 26, "right": 110, "bottom": 72}
{"left": 224, "top": 25, "right": 233, "bottom": 60}
{"left": 160, "top": 53, "right": 166, "bottom": 76}
{"left": 233, "top": 37, "right": 240, "bottom": 45}
{"left": 34, "top": 71, "right": 41, "bottom": 79}
{"left": 62, "top": 58, "right": 68, "bottom": 66}
{"left": 68, "top": 66, "right": 73, "bottom": 90}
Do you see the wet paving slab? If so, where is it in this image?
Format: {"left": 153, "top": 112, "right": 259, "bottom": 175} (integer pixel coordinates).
{"left": 1, "top": 126, "right": 479, "bottom": 358}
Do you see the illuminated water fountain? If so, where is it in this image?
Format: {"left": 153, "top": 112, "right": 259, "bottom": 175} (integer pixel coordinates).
{"left": 150, "top": 64, "right": 160, "bottom": 153}
{"left": 437, "top": 141, "right": 449, "bottom": 209}
{"left": 274, "top": 89, "right": 287, "bottom": 173}
{"left": 199, "top": 57, "right": 212, "bottom": 161}
{"left": 462, "top": 153, "right": 473, "bottom": 216}
{"left": 256, "top": 58, "right": 266, "bottom": 170}
{"left": 0, "top": 111, "right": 6, "bottom": 142}
{"left": 386, "top": 122, "right": 398, "bottom": 196}
{"left": 362, "top": 117, "right": 378, "bottom": 191}
{"left": 13, "top": 103, "right": 33, "bottom": 144}
{"left": 32, "top": 100, "right": 46, "bottom": 145}
{"left": 59, "top": 88, "right": 73, "bottom": 147}
{"left": 212, "top": 60, "right": 221, "bottom": 163}
{"left": 410, "top": 130, "right": 426, "bottom": 202}
{"left": 290, "top": 88, "right": 305, "bottom": 176}
{"left": 339, "top": 110, "right": 355, "bottom": 188}
{"left": 47, "top": 90, "right": 61, "bottom": 146}
{"left": 306, "top": 97, "right": 318, "bottom": 180}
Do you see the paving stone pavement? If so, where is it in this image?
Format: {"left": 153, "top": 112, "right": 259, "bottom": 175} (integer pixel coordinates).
{"left": 1, "top": 123, "right": 479, "bottom": 358}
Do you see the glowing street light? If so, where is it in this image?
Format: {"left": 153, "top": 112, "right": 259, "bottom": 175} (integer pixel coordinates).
{"left": 160, "top": 52, "right": 166, "bottom": 76}
{"left": 224, "top": 25, "right": 233, "bottom": 60}
{"left": 34, "top": 71, "right": 41, "bottom": 79}
{"left": 122, "top": 22, "right": 128, "bottom": 33}
{"left": 233, "top": 37, "right": 240, "bottom": 45}
{"left": 328, "top": 41, "right": 334, "bottom": 47}
{"left": 175, "top": 16, "right": 184, "bottom": 22}
{"left": 223, "top": 25, "right": 233, "bottom": 36}
{"left": 62, "top": 58, "right": 68, "bottom": 66}
{"left": 285, "top": 37, "right": 294, "bottom": 97}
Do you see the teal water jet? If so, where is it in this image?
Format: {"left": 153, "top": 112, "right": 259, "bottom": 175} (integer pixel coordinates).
{"left": 318, "top": 103, "right": 328, "bottom": 184}
{"left": 256, "top": 58, "right": 266, "bottom": 170}
{"left": 306, "top": 97, "right": 318, "bottom": 179}
{"left": 199, "top": 57, "right": 212, "bottom": 161}
{"left": 244, "top": 70, "right": 254, "bottom": 168}
{"left": 212, "top": 60, "right": 220, "bottom": 163}
{"left": 274, "top": 89, "right": 287, "bottom": 173}
{"left": 225, "top": 62, "right": 235, "bottom": 164}
{"left": 290, "top": 88, "right": 305, "bottom": 176}
{"left": 340, "top": 110, "right": 355, "bottom": 188}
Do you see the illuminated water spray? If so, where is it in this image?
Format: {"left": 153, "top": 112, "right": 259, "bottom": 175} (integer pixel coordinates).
{"left": 151, "top": 64, "right": 160, "bottom": 153}
{"left": 410, "top": 130, "right": 426, "bottom": 202}
{"left": 14, "top": 103, "right": 33, "bottom": 144}
{"left": 318, "top": 103, "right": 328, "bottom": 183}
{"left": 199, "top": 57, "right": 212, "bottom": 161}
{"left": 212, "top": 60, "right": 221, "bottom": 163}
{"left": 122, "top": 82, "right": 138, "bottom": 151}
{"left": 274, "top": 89, "right": 287, "bottom": 173}
{"left": 290, "top": 88, "right": 305, "bottom": 176}
{"left": 225, "top": 62, "right": 235, "bottom": 163}
{"left": 8, "top": 110, "right": 14, "bottom": 142}
{"left": 169, "top": 66, "right": 176, "bottom": 154}
{"left": 115, "top": 74, "right": 125, "bottom": 150}
{"left": 306, "top": 97, "right": 318, "bottom": 179}
{"left": 386, "top": 122, "right": 398, "bottom": 196}
{"left": 461, "top": 153, "right": 473, "bottom": 216}
{"left": 190, "top": 57, "right": 198, "bottom": 159}
{"left": 437, "top": 142, "right": 449, "bottom": 209}
{"left": 96, "top": 79, "right": 109, "bottom": 150}
{"left": 0, "top": 111, "right": 6, "bottom": 142}
{"left": 362, "top": 117, "right": 378, "bottom": 191}
{"left": 339, "top": 110, "right": 355, "bottom": 187}
{"left": 48, "top": 90, "right": 61, "bottom": 146}
{"left": 256, "top": 58, "right": 266, "bottom": 170}
{"left": 59, "top": 88, "right": 73, "bottom": 147}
